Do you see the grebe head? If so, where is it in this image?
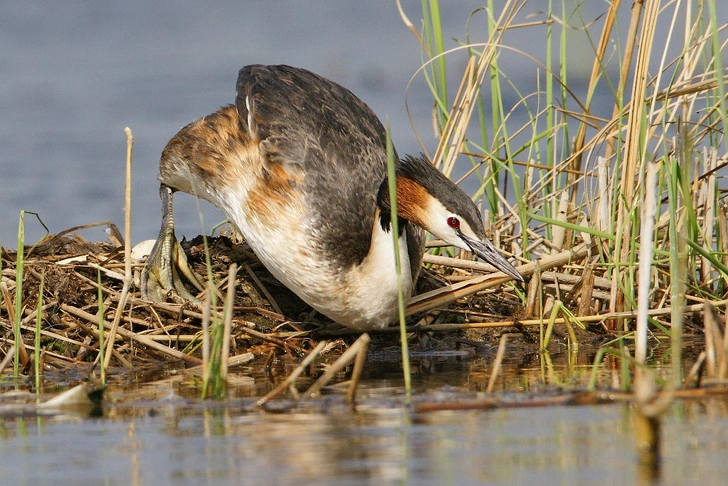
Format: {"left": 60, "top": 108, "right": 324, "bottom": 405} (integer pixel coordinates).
{"left": 378, "top": 155, "right": 524, "bottom": 282}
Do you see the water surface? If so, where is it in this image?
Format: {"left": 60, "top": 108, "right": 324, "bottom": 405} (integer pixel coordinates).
{"left": 1, "top": 345, "right": 726, "bottom": 485}
{"left": 1, "top": 383, "right": 726, "bottom": 485}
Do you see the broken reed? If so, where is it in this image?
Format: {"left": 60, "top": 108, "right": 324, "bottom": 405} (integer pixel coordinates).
{"left": 34, "top": 270, "right": 44, "bottom": 393}
{"left": 96, "top": 268, "right": 106, "bottom": 385}
{"left": 409, "top": 0, "right": 728, "bottom": 342}
{"left": 14, "top": 211, "right": 25, "bottom": 377}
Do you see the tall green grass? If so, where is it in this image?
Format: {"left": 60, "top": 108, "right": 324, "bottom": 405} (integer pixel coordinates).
{"left": 405, "top": 0, "right": 728, "bottom": 389}
{"left": 385, "top": 120, "right": 412, "bottom": 397}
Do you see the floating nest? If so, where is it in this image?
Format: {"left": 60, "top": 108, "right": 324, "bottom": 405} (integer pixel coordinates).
{"left": 0, "top": 219, "right": 713, "bottom": 392}
{"left": 0, "top": 219, "right": 534, "bottom": 376}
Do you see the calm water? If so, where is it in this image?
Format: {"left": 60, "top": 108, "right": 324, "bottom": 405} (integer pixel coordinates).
{"left": 1, "top": 379, "right": 727, "bottom": 485}
{"left": 1, "top": 348, "right": 727, "bottom": 485}
{"left": 0, "top": 0, "right": 498, "bottom": 245}
{"left": 0, "top": 1, "right": 655, "bottom": 245}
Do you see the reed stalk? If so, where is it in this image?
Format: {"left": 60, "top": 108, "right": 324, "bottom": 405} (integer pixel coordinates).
{"left": 97, "top": 268, "right": 106, "bottom": 385}
{"left": 386, "top": 120, "right": 411, "bottom": 398}
{"left": 14, "top": 211, "right": 25, "bottom": 377}
{"left": 34, "top": 270, "right": 44, "bottom": 393}
{"left": 103, "top": 127, "right": 134, "bottom": 370}
{"left": 403, "top": 0, "right": 728, "bottom": 393}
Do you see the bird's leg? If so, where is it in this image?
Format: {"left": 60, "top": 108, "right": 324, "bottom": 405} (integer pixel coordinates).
{"left": 141, "top": 184, "right": 205, "bottom": 304}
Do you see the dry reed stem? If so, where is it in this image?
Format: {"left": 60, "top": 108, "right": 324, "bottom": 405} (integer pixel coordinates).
{"left": 395, "top": 0, "right": 423, "bottom": 52}
{"left": 0, "top": 345, "right": 15, "bottom": 375}
{"left": 103, "top": 128, "right": 134, "bottom": 370}
{"left": 408, "top": 242, "right": 591, "bottom": 316}
{"left": 576, "top": 264, "right": 596, "bottom": 317}
{"left": 524, "top": 264, "right": 540, "bottom": 317}
{"left": 305, "top": 333, "right": 371, "bottom": 399}
{"left": 704, "top": 302, "right": 721, "bottom": 378}
{"left": 636, "top": 162, "right": 659, "bottom": 365}
{"left": 422, "top": 253, "right": 524, "bottom": 273}
{"left": 613, "top": 0, "right": 660, "bottom": 320}
{"left": 431, "top": 0, "right": 522, "bottom": 175}
{"left": 570, "top": 0, "right": 623, "bottom": 177}
{"left": 346, "top": 333, "right": 370, "bottom": 403}
{"left": 201, "top": 294, "right": 211, "bottom": 384}
{"left": 1, "top": 282, "right": 15, "bottom": 322}
{"left": 604, "top": 0, "right": 643, "bottom": 161}
{"left": 256, "top": 340, "right": 328, "bottom": 406}
{"left": 702, "top": 149, "right": 717, "bottom": 284}
{"left": 61, "top": 304, "right": 201, "bottom": 364}
{"left": 486, "top": 333, "right": 510, "bottom": 393}
{"left": 542, "top": 271, "right": 612, "bottom": 290}
{"left": 551, "top": 192, "right": 569, "bottom": 253}
{"left": 220, "top": 264, "right": 237, "bottom": 381}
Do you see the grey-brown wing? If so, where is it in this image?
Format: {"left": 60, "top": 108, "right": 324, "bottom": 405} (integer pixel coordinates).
{"left": 234, "top": 65, "right": 394, "bottom": 270}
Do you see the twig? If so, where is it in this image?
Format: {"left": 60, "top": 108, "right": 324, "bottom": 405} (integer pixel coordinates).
{"left": 220, "top": 264, "right": 237, "bottom": 381}
{"left": 305, "top": 333, "right": 371, "bottom": 399}
{"left": 61, "top": 304, "right": 201, "bottom": 364}
{"left": 487, "top": 334, "right": 510, "bottom": 393}
{"left": 256, "top": 340, "right": 328, "bottom": 406}
{"left": 103, "top": 127, "right": 134, "bottom": 370}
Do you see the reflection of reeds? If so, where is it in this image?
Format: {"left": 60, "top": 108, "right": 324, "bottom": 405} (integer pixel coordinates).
{"left": 685, "top": 301, "right": 728, "bottom": 385}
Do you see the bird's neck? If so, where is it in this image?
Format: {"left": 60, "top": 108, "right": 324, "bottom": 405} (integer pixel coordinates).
{"left": 361, "top": 207, "right": 414, "bottom": 290}
{"left": 376, "top": 175, "right": 429, "bottom": 234}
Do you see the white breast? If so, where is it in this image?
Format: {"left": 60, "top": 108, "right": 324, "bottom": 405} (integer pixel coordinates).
{"left": 218, "top": 186, "right": 412, "bottom": 331}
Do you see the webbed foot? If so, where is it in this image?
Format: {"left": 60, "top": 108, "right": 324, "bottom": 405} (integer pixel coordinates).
{"left": 141, "top": 184, "right": 205, "bottom": 304}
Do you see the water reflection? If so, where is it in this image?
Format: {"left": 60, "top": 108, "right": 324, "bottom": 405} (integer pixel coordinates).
{"left": 0, "top": 340, "right": 724, "bottom": 484}
{"left": 1, "top": 397, "right": 727, "bottom": 484}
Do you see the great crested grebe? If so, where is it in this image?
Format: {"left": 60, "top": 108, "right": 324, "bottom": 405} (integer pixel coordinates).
{"left": 141, "top": 64, "right": 523, "bottom": 331}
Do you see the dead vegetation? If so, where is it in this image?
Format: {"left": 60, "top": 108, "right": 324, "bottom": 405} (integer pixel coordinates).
{"left": 0, "top": 213, "right": 718, "bottom": 395}
{"left": 0, "top": 222, "right": 529, "bottom": 380}
{"left": 2, "top": 1, "right": 728, "bottom": 403}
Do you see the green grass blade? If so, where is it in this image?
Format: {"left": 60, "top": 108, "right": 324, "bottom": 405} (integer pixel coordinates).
{"left": 386, "top": 120, "right": 411, "bottom": 399}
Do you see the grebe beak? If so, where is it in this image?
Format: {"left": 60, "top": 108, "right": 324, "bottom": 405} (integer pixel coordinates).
{"left": 459, "top": 233, "right": 524, "bottom": 282}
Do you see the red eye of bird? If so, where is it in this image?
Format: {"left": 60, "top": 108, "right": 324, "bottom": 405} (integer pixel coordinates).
{"left": 447, "top": 217, "right": 460, "bottom": 229}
